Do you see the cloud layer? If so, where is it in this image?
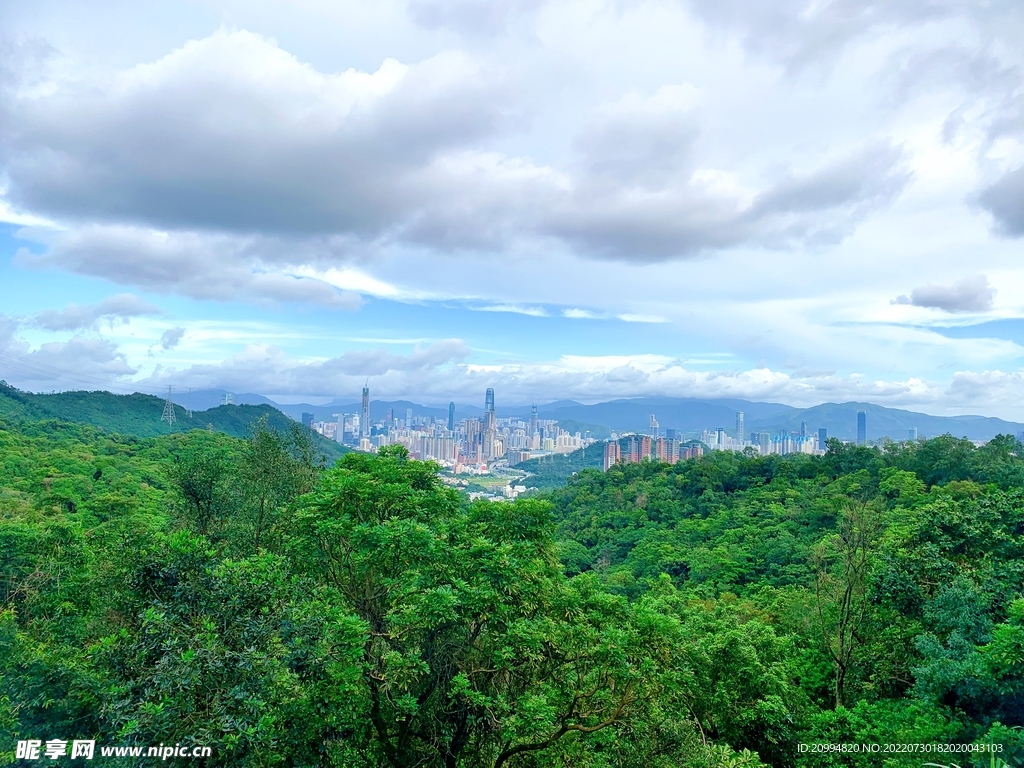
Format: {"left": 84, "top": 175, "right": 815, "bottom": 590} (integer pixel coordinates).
{"left": 1, "top": 28, "right": 913, "bottom": 283}
{"left": 2, "top": 0, "right": 1024, "bottom": 419}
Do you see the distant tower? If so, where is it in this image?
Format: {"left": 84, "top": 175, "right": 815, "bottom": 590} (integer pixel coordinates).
{"left": 161, "top": 385, "right": 176, "bottom": 427}
{"left": 361, "top": 384, "right": 370, "bottom": 439}
{"left": 448, "top": 402, "right": 456, "bottom": 431}
{"left": 818, "top": 427, "right": 828, "bottom": 450}
{"left": 857, "top": 411, "right": 867, "bottom": 445}
{"left": 483, "top": 388, "right": 497, "bottom": 460}
{"left": 735, "top": 411, "right": 745, "bottom": 444}
{"left": 649, "top": 414, "right": 659, "bottom": 438}
{"left": 405, "top": 408, "right": 412, "bottom": 428}
{"left": 301, "top": 412, "right": 314, "bottom": 429}
{"left": 908, "top": 426, "right": 918, "bottom": 442}
{"left": 800, "top": 420, "right": 807, "bottom": 438}
{"left": 222, "top": 393, "right": 234, "bottom": 406}
{"left": 529, "top": 404, "right": 538, "bottom": 438}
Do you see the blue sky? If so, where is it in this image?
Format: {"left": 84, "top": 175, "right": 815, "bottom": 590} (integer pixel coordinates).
{"left": 2, "top": 1, "right": 1024, "bottom": 415}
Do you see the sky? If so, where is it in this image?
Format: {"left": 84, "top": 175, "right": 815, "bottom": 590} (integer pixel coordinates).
{"left": 1, "top": 0, "right": 1024, "bottom": 415}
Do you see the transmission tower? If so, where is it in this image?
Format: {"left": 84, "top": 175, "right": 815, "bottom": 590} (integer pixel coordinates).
{"left": 161, "top": 385, "right": 176, "bottom": 427}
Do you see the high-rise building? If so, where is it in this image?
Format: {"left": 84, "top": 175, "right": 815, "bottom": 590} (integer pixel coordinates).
{"left": 818, "top": 427, "right": 828, "bottom": 450}
{"left": 908, "top": 427, "right": 918, "bottom": 441}
{"left": 529, "top": 404, "right": 538, "bottom": 440}
{"left": 759, "top": 431, "right": 771, "bottom": 453}
{"left": 483, "top": 388, "right": 497, "bottom": 460}
{"left": 301, "top": 412, "right": 314, "bottom": 429}
{"left": 857, "top": 411, "right": 867, "bottom": 445}
{"left": 405, "top": 408, "right": 412, "bottom": 428}
{"left": 735, "top": 412, "right": 745, "bottom": 443}
{"left": 800, "top": 420, "right": 807, "bottom": 438}
{"left": 665, "top": 428, "right": 677, "bottom": 440}
{"left": 649, "top": 414, "right": 659, "bottom": 438}
{"left": 640, "top": 436, "right": 652, "bottom": 460}
{"left": 360, "top": 385, "right": 370, "bottom": 439}
{"left": 448, "top": 402, "right": 456, "bottom": 431}
{"left": 603, "top": 441, "right": 620, "bottom": 471}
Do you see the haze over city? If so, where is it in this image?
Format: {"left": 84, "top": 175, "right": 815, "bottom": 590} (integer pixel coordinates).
{"left": 2, "top": 1, "right": 1024, "bottom": 419}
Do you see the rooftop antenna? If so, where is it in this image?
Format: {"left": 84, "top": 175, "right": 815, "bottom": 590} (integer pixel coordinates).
{"left": 161, "top": 385, "right": 176, "bottom": 428}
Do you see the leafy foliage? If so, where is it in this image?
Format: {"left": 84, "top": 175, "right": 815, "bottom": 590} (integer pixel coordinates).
{"left": 3, "top": 414, "right": 1024, "bottom": 767}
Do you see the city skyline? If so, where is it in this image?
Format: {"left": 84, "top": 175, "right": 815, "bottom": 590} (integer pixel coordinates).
{"left": 306, "top": 382, "right": 931, "bottom": 474}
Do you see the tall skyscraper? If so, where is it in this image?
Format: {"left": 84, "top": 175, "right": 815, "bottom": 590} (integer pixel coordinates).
{"left": 483, "top": 388, "right": 497, "bottom": 460}
{"left": 735, "top": 412, "right": 745, "bottom": 444}
{"left": 360, "top": 385, "right": 370, "bottom": 439}
{"left": 818, "top": 427, "right": 828, "bottom": 450}
{"left": 301, "top": 412, "right": 313, "bottom": 429}
{"left": 405, "top": 408, "right": 412, "bottom": 428}
{"left": 529, "top": 404, "right": 538, "bottom": 440}
{"left": 800, "top": 420, "right": 807, "bottom": 438}
{"left": 649, "top": 414, "right": 659, "bottom": 438}
{"left": 448, "top": 402, "right": 456, "bottom": 431}
{"left": 908, "top": 426, "right": 918, "bottom": 441}
{"left": 857, "top": 410, "right": 867, "bottom": 445}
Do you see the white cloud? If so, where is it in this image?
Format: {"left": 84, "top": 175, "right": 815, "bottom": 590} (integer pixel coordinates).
{"left": 1, "top": 26, "right": 916, "bottom": 273}
{"left": 617, "top": 313, "right": 668, "bottom": 324}
{"left": 33, "top": 293, "right": 162, "bottom": 331}
{"left": 469, "top": 304, "right": 547, "bottom": 316}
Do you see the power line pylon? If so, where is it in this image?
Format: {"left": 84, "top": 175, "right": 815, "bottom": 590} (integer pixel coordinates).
{"left": 161, "top": 385, "right": 176, "bottom": 427}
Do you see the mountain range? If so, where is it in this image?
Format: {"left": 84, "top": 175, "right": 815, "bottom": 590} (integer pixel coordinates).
{"left": 9, "top": 385, "right": 1022, "bottom": 446}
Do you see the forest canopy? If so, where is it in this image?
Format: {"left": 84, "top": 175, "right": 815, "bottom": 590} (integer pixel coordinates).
{"left": 1, "top": 412, "right": 1023, "bottom": 767}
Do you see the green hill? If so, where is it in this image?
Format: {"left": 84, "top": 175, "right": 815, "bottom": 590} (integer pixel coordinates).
{"left": 0, "top": 383, "right": 348, "bottom": 462}
{"left": 516, "top": 441, "right": 606, "bottom": 489}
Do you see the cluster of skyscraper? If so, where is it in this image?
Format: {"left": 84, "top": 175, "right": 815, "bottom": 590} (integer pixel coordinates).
{"left": 305, "top": 392, "right": 925, "bottom": 477}
{"left": 305, "top": 386, "right": 593, "bottom": 468}
{"left": 603, "top": 436, "right": 703, "bottom": 470}
{"left": 601, "top": 409, "right": 922, "bottom": 474}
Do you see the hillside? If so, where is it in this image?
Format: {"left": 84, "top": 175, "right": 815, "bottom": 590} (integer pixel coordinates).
{"left": 0, "top": 383, "right": 348, "bottom": 462}
{"left": 515, "top": 441, "right": 606, "bottom": 489}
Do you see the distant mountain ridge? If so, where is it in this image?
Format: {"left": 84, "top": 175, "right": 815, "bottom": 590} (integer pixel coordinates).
{"left": 0, "top": 385, "right": 348, "bottom": 460}
{"left": 28, "top": 386, "right": 1024, "bottom": 444}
